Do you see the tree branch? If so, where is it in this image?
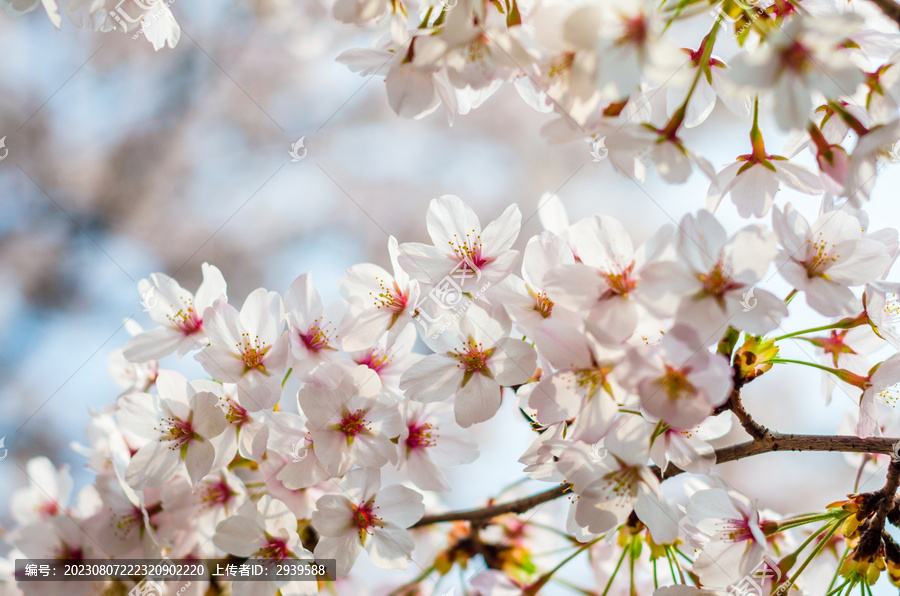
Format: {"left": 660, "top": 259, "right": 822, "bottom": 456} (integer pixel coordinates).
{"left": 869, "top": 0, "right": 900, "bottom": 26}
{"left": 412, "top": 484, "right": 570, "bottom": 528}
{"left": 413, "top": 435, "right": 900, "bottom": 527}
{"left": 726, "top": 388, "right": 769, "bottom": 440}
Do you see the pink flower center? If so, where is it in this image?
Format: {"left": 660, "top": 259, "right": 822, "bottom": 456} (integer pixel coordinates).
{"left": 237, "top": 333, "right": 270, "bottom": 372}
{"left": 373, "top": 278, "right": 408, "bottom": 313}
{"left": 202, "top": 479, "right": 235, "bottom": 508}
{"left": 356, "top": 349, "right": 391, "bottom": 373}
{"left": 406, "top": 423, "right": 436, "bottom": 451}
{"left": 454, "top": 340, "right": 491, "bottom": 373}
{"left": 340, "top": 410, "right": 369, "bottom": 438}
{"left": 805, "top": 236, "right": 839, "bottom": 276}
{"left": 604, "top": 262, "right": 638, "bottom": 296}
{"left": 160, "top": 417, "right": 195, "bottom": 448}
{"left": 224, "top": 399, "right": 249, "bottom": 425}
{"left": 658, "top": 365, "right": 695, "bottom": 400}
{"left": 300, "top": 320, "right": 337, "bottom": 353}
{"left": 447, "top": 230, "right": 488, "bottom": 270}
{"left": 780, "top": 40, "right": 811, "bottom": 74}
{"left": 352, "top": 500, "right": 383, "bottom": 541}
{"left": 257, "top": 538, "right": 289, "bottom": 560}
{"left": 699, "top": 263, "right": 740, "bottom": 298}
{"left": 530, "top": 289, "right": 554, "bottom": 318}
{"left": 54, "top": 543, "right": 84, "bottom": 561}
{"left": 168, "top": 299, "right": 202, "bottom": 335}
{"left": 716, "top": 518, "right": 754, "bottom": 543}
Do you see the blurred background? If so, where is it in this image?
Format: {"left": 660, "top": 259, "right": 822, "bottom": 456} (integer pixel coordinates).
{"left": 2, "top": 0, "right": 900, "bottom": 592}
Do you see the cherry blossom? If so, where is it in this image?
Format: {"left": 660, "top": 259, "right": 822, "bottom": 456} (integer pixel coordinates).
{"left": 400, "top": 304, "right": 537, "bottom": 427}
{"left": 773, "top": 203, "right": 896, "bottom": 317}
{"left": 618, "top": 327, "right": 733, "bottom": 429}
{"left": 117, "top": 370, "right": 227, "bottom": 489}
{"left": 398, "top": 402, "right": 478, "bottom": 491}
{"left": 212, "top": 495, "right": 317, "bottom": 596}
{"left": 642, "top": 210, "right": 787, "bottom": 340}
{"left": 298, "top": 365, "right": 402, "bottom": 476}
{"left": 685, "top": 487, "right": 768, "bottom": 589}
{"left": 194, "top": 288, "right": 289, "bottom": 411}
{"left": 123, "top": 263, "right": 226, "bottom": 362}
{"left": 399, "top": 195, "right": 521, "bottom": 294}
{"left": 312, "top": 468, "right": 424, "bottom": 576}
{"left": 339, "top": 236, "right": 420, "bottom": 352}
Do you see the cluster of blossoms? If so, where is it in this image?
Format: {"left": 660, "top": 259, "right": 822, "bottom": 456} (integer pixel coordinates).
{"left": 1, "top": 0, "right": 180, "bottom": 50}
{"left": 3, "top": 193, "right": 900, "bottom": 595}
{"left": 333, "top": 0, "right": 900, "bottom": 214}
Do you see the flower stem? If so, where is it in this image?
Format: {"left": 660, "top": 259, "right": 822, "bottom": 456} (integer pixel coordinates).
{"left": 771, "top": 317, "right": 866, "bottom": 341}
{"left": 601, "top": 547, "right": 629, "bottom": 596}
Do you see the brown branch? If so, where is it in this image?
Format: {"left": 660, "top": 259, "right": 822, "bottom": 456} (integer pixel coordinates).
{"left": 412, "top": 485, "right": 570, "bottom": 528}
{"left": 726, "top": 388, "right": 769, "bottom": 440}
{"left": 869, "top": 0, "right": 900, "bottom": 26}
{"left": 413, "top": 435, "right": 900, "bottom": 527}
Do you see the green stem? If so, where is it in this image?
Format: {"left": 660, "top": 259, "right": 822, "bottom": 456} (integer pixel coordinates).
{"left": 826, "top": 579, "right": 851, "bottom": 596}
{"left": 827, "top": 548, "right": 851, "bottom": 593}
{"left": 529, "top": 535, "right": 604, "bottom": 593}
{"left": 785, "top": 520, "right": 843, "bottom": 591}
{"left": 771, "top": 318, "right": 866, "bottom": 342}
{"left": 766, "top": 359, "right": 846, "bottom": 375}
{"left": 601, "top": 547, "right": 629, "bottom": 596}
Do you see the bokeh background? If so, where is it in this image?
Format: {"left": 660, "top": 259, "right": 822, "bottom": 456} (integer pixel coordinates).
{"left": 2, "top": 0, "right": 900, "bottom": 592}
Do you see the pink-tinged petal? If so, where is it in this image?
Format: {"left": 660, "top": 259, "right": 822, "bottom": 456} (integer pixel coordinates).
{"left": 730, "top": 165, "right": 779, "bottom": 218}
{"left": 405, "top": 449, "right": 450, "bottom": 492}
{"left": 634, "top": 485, "right": 678, "bottom": 544}
{"left": 400, "top": 354, "right": 464, "bottom": 403}
{"left": 569, "top": 390, "right": 618, "bottom": 445}
{"left": 375, "top": 485, "right": 424, "bottom": 528}
{"left": 522, "top": 231, "right": 574, "bottom": 288}
{"left": 240, "top": 288, "right": 284, "bottom": 345}
{"left": 606, "top": 415, "right": 652, "bottom": 465}
{"left": 774, "top": 160, "right": 824, "bottom": 195}
{"left": 706, "top": 161, "right": 742, "bottom": 214}
{"left": 125, "top": 442, "right": 180, "bottom": 489}
{"left": 480, "top": 203, "right": 522, "bottom": 256}
{"left": 311, "top": 495, "right": 354, "bottom": 536}
{"left": 536, "top": 193, "right": 569, "bottom": 235}
{"left": 397, "top": 242, "right": 452, "bottom": 283}
{"left": 804, "top": 277, "right": 858, "bottom": 317}
{"left": 116, "top": 392, "right": 163, "bottom": 440}
{"left": 213, "top": 514, "right": 263, "bottom": 557}
{"left": 590, "top": 295, "right": 638, "bottom": 343}
{"left": 490, "top": 338, "right": 537, "bottom": 386}
{"left": 727, "top": 288, "right": 787, "bottom": 335}
{"left": 156, "top": 369, "right": 192, "bottom": 405}
{"left": 366, "top": 527, "right": 415, "bottom": 569}
{"left": 297, "top": 384, "right": 339, "bottom": 427}
{"left": 311, "top": 429, "right": 354, "bottom": 476}
{"left": 570, "top": 215, "right": 634, "bottom": 271}
{"left": 123, "top": 327, "right": 185, "bottom": 362}
{"left": 858, "top": 391, "right": 879, "bottom": 437}
{"left": 315, "top": 534, "right": 362, "bottom": 577}
{"left": 184, "top": 439, "right": 215, "bottom": 487}
{"left": 351, "top": 432, "right": 397, "bottom": 469}
{"left": 543, "top": 264, "right": 604, "bottom": 312}
{"left": 574, "top": 483, "right": 630, "bottom": 533}
{"left": 190, "top": 391, "right": 227, "bottom": 439}
{"left": 284, "top": 273, "right": 322, "bottom": 330}
{"left": 454, "top": 373, "right": 501, "bottom": 427}
{"left": 238, "top": 421, "right": 269, "bottom": 463}
{"left": 386, "top": 62, "right": 437, "bottom": 119}
{"left": 194, "top": 263, "right": 227, "bottom": 310}
{"left": 425, "top": 195, "right": 482, "bottom": 250}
